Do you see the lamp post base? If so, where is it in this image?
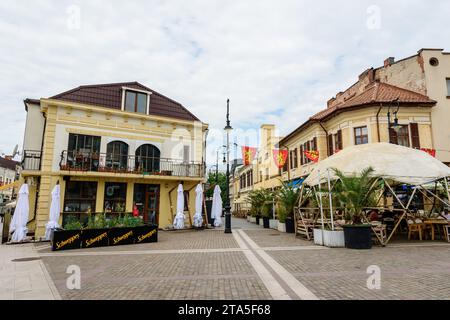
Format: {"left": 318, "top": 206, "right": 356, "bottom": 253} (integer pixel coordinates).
{"left": 224, "top": 213, "right": 232, "bottom": 234}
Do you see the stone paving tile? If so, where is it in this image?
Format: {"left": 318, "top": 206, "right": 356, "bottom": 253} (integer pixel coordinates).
{"left": 244, "top": 229, "right": 314, "bottom": 248}
{"left": 42, "top": 251, "right": 272, "bottom": 300}
{"left": 268, "top": 245, "right": 450, "bottom": 300}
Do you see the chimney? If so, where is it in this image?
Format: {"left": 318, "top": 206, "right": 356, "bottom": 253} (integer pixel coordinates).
{"left": 384, "top": 57, "right": 395, "bottom": 68}
{"left": 327, "top": 97, "right": 336, "bottom": 108}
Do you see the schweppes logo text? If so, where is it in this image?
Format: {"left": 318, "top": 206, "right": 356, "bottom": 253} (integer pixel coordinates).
{"left": 56, "top": 233, "right": 80, "bottom": 249}
{"left": 113, "top": 231, "right": 133, "bottom": 245}
{"left": 137, "top": 229, "right": 157, "bottom": 243}
{"left": 85, "top": 232, "right": 108, "bottom": 247}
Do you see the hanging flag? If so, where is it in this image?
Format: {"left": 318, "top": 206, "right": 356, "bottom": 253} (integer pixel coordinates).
{"left": 421, "top": 148, "right": 436, "bottom": 157}
{"left": 242, "top": 146, "right": 257, "bottom": 165}
{"left": 304, "top": 150, "right": 319, "bottom": 162}
{"left": 272, "top": 149, "right": 288, "bottom": 168}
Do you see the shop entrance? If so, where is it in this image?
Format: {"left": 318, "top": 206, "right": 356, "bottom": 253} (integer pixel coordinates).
{"left": 133, "top": 184, "right": 160, "bottom": 225}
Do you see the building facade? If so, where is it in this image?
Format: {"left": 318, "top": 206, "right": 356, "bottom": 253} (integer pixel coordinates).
{"left": 21, "top": 82, "right": 208, "bottom": 238}
{"left": 0, "top": 157, "right": 19, "bottom": 203}
{"left": 279, "top": 50, "right": 443, "bottom": 181}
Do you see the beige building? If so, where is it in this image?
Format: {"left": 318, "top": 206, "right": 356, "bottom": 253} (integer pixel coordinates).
{"left": 21, "top": 82, "right": 208, "bottom": 238}
{"left": 279, "top": 49, "right": 446, "bottom": 181}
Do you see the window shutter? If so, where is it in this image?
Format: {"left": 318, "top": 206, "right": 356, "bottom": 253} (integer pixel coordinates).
{"left": 410, "top": 123, "right": 420, "bottom": 149}
{"left": 312, "top": 137, "right": 317, "bottom": 151}
{"left": 300, "top": 145, "right": 304, "bottom": 165}
{"left": 389, "top": 128, "right": 398, "bottom": 145}
{"left": 337, "top": 130, "right": 343, "bottom": 150}
{"left": 328, "top": 135, "right": 333, "bottom": 156}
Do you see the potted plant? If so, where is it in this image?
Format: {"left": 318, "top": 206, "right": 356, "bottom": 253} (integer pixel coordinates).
{"left": 333, "top": 167, "right": 380, "bottom": 250}
{"left": 81, "top": 214, "right": 109, "bottom": 248}
{"left": 247, "top": 189, "right": 266, "bottom": 225}
{"left": 277, "top": 205, "right": 287, "bottom": 232}
{"left": 108, "top": 215, "right": 136, "bottom": 246}
{"left": 261, "top": 190, "right": 275, "bottom": 229}
{"left": 277, "top": 182, "right": 300, "bottom": 234}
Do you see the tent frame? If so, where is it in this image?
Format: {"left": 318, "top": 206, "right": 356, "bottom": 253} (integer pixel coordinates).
{"left": 296, "top": 174, "right": 450, "bottom": 247}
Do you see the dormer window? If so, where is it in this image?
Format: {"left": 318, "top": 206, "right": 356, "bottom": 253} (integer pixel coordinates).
{"left": 121, "top": 87, "right": 151, "bottom": 115}
{"left": 125, "top": 90, "right": 148, "bottom": 114}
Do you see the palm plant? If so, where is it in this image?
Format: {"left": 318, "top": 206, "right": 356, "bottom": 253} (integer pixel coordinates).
{"left": 247, "top": 189, "right": 270, "bottom": 217}
{"left": 332, "top": 167, "right": 380, "bottom": 225}
{"left": 276, "top": 181, "right": 301, "bottom": 220}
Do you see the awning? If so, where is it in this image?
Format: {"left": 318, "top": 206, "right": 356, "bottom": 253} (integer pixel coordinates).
{"left": 287, "top": 178, "right": 304, "bottom": 189}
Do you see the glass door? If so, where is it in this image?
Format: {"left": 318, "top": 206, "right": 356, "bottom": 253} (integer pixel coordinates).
{"left": 133, "top": 184, "right": 159, "bottom": 226}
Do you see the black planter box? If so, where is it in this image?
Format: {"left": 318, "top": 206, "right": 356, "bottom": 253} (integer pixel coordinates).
{"left": 263, "top": 217, "right": 270, "bottom": 228}
{"left": 285, "top": 217, "right": 295, "bottom": 233}
{"left": 255, "top": 216, "right": 260, "bottom": 225}
{"left": 343, "top": 225, "right": 373, "bottom": 249}
{"left": 133, "top": 225, "right": 158, "bottom": 244}
{"left": 81, "top": 228, "right": 109, "bottom": 248}
{"left": 108, "top": 227, "right": 135, "bottom": 246}
{"left": 51, "top": 229, "right": 82, "bottom": 251}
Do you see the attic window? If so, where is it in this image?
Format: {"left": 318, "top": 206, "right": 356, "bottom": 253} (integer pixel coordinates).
{"left": 429, "top": 57, "right": 439, "bottom": 67}
{"left": 124, "top": 90, "right": 148, "bottom": 114}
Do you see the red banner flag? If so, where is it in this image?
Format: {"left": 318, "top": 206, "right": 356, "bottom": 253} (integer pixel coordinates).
{"left": 421, "top": 148, "right": 436, "bottom": 158}
{"left": 242, "top": 146, "right": 257, "bottom": 165}
{"left": 304, "top": 150, "right": 319, "bottom": 163}
{"left": 273, "top": 149, "right": 288, "bottom": 168}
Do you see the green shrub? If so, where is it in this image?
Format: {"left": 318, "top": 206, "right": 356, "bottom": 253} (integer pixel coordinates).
{"left": 64, "top": 216, "right": 83, "bottom": 230}
{"left": 277, "top": 205, "right": 287, "bottom": 223}
{"left": 122, "top": 214, "right": 144, "bottom": 227}
{"left": 86, "top": 214, "right": 107, "bottom": 229}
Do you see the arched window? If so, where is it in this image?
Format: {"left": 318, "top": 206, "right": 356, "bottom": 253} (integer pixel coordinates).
{"left": 135, "top": 144, "right": 160, "bottom": 173}
{"left": 106, "top": 141, "right": 129, "bottom": 170}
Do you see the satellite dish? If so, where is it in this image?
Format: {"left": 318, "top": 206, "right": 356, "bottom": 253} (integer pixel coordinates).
{"left": 12, "top": 145, "right": 18, "bottom": 157}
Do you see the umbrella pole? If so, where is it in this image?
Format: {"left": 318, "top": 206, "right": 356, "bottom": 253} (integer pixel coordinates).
{"left": 317, "top": 170, "right": 325, "bottom": 245}
{"left": 327, "top": 169, "right": 334, "bottom": 231}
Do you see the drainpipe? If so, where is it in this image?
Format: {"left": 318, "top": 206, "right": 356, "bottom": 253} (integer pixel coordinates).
{"left": 376, "top": 103, "right": 383, "bottom": 143}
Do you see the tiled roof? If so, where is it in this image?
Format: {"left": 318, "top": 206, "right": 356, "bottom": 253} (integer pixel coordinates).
{"left": 48, "top": 82, "right": 200, "bottom": 121}
{"left": 0, "top": 157, "right": 19, "bottom": 171}
{"left": 280, "top": 82, "right": 435, "bottom": 145}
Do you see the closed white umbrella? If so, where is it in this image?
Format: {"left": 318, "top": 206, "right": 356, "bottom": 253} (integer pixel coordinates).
{"left": 193, "top": 184, "right": 203, "bottom": 227}
{"left": 45, "top": 184, "right": 61, "bottom": 240}
{"left": 9, "top": 184, "right": 29, "bottom": 242}
{"left": 211, "top": 185, "right": 222, "bottom": 227}
{"left": 173, "top": 184, "right": 185, "bottom": 229}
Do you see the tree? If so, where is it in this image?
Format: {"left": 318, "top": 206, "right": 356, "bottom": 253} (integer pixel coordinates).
{"left": 276, "top": 181, "right": 301, "bottom": 220}
{"left": 205, "top": 172, "right": 228, "bottom": 201}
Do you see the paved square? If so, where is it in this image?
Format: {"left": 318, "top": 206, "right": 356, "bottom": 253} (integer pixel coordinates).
{"left": 4, "top": 218, "right": 450, "bottom": 300}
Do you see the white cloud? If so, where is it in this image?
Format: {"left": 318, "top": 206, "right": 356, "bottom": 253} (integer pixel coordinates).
{"left": 0, "top": 0, "right": 449, "bottom": 165}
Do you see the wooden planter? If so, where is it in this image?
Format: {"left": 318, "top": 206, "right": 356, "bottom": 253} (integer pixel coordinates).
{"left": 269, "top": 219, "right": 278, "bottom": 229}
{"left": 51, "top": 229, "right": 82, "bottom": 251}
{"left": 81, "top": 228, "right": 109, "bottom": 248}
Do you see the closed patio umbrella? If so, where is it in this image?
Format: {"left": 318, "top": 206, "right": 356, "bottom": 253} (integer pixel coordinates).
{"left": 9, "top": 184, "right": 29, "bottom": 243}
{"left": 173, "top": 184, "right": 185, "bottom": 229}
{"left": 45, "top": 183, "right": 61, "bottom": 240}
{"left": 193, "top": 184, "right": 203, "bottom": 227}
{"left": 211, "top": 185, "right": 222, "bottom": 227}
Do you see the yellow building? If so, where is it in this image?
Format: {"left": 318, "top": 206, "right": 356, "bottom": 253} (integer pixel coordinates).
{"left": 279, "top": 61, "right": 437, "bottom": 181}
{"left": 21, "top": 82, "right": 208, "bottom": 238}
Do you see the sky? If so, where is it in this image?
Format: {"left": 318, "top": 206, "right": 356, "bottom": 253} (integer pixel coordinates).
{"left": 1, "top": 0, "right": 449, "bottom": 167}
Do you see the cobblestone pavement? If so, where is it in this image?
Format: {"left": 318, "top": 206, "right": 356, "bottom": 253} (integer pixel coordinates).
{"left": 35, "top": 218, "right": 450, "bottom": 300}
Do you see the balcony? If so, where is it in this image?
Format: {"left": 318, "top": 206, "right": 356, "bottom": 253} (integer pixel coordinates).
{"left": 22, "top": 150, "right": 42, "bottom": 171}
{"left": 59, "top": 150, "right": 204, "bottom": 178}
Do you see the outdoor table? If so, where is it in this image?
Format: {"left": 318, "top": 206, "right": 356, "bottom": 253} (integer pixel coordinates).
{"left": 423, "top": 219, "right": 449, "bottom": 241}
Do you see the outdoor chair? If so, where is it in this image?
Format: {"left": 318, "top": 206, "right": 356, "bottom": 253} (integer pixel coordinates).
{"left": 295, "top": 210, "right": 315, "bottom": 240}
{"left": 444, "top": 225, "right": 450, "bottom": 243}
{"left": 371, "top": 222, "right": 387, "bottom": 245}
{"left": 408, "top": 221, "right": 424, "bottom": 240}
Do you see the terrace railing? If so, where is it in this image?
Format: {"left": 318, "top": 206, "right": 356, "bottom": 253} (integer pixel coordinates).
{"left": 59, "top": 150, "right": 204, "bottom": 178}
{"left": 22, "top": 150, "right": 42, "bottom": 171}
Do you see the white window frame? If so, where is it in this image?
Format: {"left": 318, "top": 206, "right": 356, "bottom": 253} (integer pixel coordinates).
{"left": 121, "top": 87, "right": 152, "bottom": 115}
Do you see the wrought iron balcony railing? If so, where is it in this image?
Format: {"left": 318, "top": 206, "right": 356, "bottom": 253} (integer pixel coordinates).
{"left": 22, "top": 150, "right": 42, "bottom": 171}
{"left": 59, "top": 150, "right": 204, "bottom": 178}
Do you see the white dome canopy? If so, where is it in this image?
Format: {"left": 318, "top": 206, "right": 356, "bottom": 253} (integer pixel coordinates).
{"left": 304, "top": 143, "right": 450, "bottom": 186}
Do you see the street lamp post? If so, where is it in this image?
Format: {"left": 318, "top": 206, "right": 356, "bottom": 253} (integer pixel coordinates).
{"left": 224, "top": 99, "right": 233, "bottom": 234}
{"left": 387, "top": 98, "right": 402, "bottom": 143}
